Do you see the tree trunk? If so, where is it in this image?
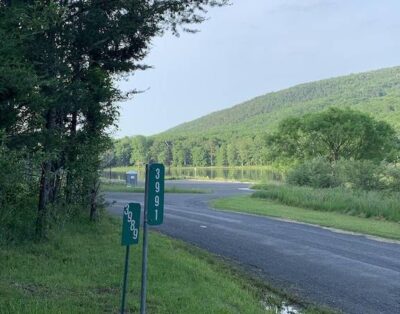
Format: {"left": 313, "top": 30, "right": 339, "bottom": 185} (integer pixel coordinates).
{"left": 36, "top": 108, "right": 56, "bottom": 238}
{"left": 89, "top": 180, "right": 100, "bottom": 221}
{"left": 50, "top": 159, "right": 64, "bottom": 204}
{"left": 66, "top": 110, "right": 77, "bottom": 203}
{"left": 36, "top": 160, "right": 51, "bottom": 238}
{"left": 86, "top": 106, "right": 100, "bottom": 221}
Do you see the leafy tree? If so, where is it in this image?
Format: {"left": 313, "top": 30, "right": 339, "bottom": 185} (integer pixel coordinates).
{"left": 216, "top": 144, "right": 228, "bottom": 166}
{"left": 237, "top": 139, "right": 252, "bottom": 166}
{"left": 131, "top": 135, "right": 149, "bottom": 166}
{"left": 172, "top": 141, "right": 191, "bottom": 167}
{"left": 192, "top": 146, "right": 208, "bottom": 167}
{"left": 114, "top": 137, "right": 132, "bottom": 166}
{"left": 252, "top": 134, "right": 269, "bottom": 165}
{"left": 227, "top": 143, "right": 239, "bottom": 166}
{"left": 149, "top": 139, "right": 172, "bottom": 165}
{"left": 0, "top": 143, "right": 38, "bottom": 242}
{"left": 268, "top": 108, "right": 397, "bottom": 163}
{"left": 206, "top": 138, "right": 219, "bottom": 166}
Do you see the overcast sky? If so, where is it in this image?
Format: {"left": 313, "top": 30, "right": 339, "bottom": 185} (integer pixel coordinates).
{"left": 115, "top": 0, "right": 400, "bottom": 137}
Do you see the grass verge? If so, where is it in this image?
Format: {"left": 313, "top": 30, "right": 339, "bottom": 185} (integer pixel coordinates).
{"left": 212, "top": 196, "right": 400, "bottom": 241}
{"left": 252, "top": 184, "right": 400, "bottom": 222}
{"left": 1, "top": 215, "right": 316, "bottom": 314}
{"left": 101, "top": 183, "right": 209, "bottom": 194}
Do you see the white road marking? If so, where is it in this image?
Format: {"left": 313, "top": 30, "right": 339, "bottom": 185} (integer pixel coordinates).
{"left": 238, "top": 188, "right": 254, "bottom": 191}
{"left": 167, "top": 206, "right": 242, "bottom": 223}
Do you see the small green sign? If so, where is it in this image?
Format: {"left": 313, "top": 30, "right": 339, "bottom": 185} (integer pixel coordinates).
{"left": 146, "top": 163, "right": 165, "bottom": 225}
{"left": 121, "top": 203, "right": 141, "bottom": 246}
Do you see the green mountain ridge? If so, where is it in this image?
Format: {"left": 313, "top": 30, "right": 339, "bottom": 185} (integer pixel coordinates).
{"left": 160, "top": 66, "right": 400, "bottom": 138}
{"left": 113, "top": 66, "right": 400, "bottom": 168}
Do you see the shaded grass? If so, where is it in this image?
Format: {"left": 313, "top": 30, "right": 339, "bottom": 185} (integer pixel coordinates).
{"left": 212, "top": 196, "right": 400, "bottom": 240}
{"left": 101, "top": 182, "right": 210, "bottom": 194}
{"left": 0, "top": 216, "right": 285, "bottom": 314}
{"left": 251, "top": 184, "right": 400, "bottom": 222}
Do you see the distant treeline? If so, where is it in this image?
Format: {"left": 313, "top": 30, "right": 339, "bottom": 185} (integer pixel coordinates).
{"left": 109, "top": 65, "right": 400, "bottom": 169}
{"left": 107, "top": 134, "right": 270, "bottom": 168}
{"left": 108, "top": 107, "right": 399, "bottom": 169}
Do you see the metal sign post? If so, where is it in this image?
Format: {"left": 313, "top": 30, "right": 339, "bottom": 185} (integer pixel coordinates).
{"left": 120, "top": 203, "right": 141, "bottom": 314}
{"left": 121, "top": 245, "right": 130, "bottom": 314}
{"left": 140, "top": 164, "right": 149, "bottom": 314}
{"left": 140, "top": 163, "right": 165, "bottom": 314}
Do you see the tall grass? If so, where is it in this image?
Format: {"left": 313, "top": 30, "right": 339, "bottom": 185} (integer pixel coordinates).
{"left": 252, "top": 184, "right": 400, "bottom": 222}
{"left": 0, "top": 216, "right": 279, "bottom": 314}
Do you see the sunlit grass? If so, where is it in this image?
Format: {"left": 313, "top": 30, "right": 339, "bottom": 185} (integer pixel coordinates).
{"left": 252, "top": 184, "right": 400, "bottom": 222}
{"left": 212, "top": 196, "right": 400, "bottom": 240}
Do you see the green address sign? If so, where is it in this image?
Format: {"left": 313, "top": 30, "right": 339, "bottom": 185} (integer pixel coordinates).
{"left": 121, "top": 203, "right": 141, "bottom": 246}
{"left": 146, "top": 163, "right": 165, "bottom": 225}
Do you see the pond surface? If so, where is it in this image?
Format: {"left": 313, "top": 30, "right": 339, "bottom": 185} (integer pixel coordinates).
{"left": 102, "top": 167, "right": 283, "bottom": 183}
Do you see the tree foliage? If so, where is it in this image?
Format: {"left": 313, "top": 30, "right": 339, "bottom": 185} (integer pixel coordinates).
{"left": 268, "top": 108, "right": 397, "bottom": 163}
{"left": 109, "top": 107, "right": 398, "bottom": 169}
{"left": 0, "top": 0, "right": 226, "bottom": 240}
{"left": 109, "top": 65, "right": 400, "bottom": 169}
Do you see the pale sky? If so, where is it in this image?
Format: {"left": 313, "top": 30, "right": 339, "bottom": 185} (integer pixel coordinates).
{"left": 115, "top": 0, "right": 400, "bottom": 137}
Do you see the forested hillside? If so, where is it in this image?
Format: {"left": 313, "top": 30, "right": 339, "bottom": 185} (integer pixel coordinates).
{"left": 111, "top": 66, "right": 400, "bottom": 167}
{"left": 164, "top": 66, "right": 400, "bottom": 137}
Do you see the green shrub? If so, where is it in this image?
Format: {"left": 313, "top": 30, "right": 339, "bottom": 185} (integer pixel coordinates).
{"left": 287, "top": 157, "right": 340, "bottom": 188}
{"left": 287, "top": 158, "right": 396, "bottom": 191}
{"left": 382, "top": 166, "right": 400, "bottom": 191}
{"left": 336, "top": 159, "right": 382, "bottom": 190}
{"left": 0, "top": 147, "right": 38, "bottom": 243}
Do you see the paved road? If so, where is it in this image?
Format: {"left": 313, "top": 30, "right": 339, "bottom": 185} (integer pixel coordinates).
{"left": 105, "top": 180, "right": 400, "bottom": 314}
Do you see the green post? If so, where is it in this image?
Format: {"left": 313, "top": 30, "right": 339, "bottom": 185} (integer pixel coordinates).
{"left": 120, "top": 245, "right": 130, "bottom": 314}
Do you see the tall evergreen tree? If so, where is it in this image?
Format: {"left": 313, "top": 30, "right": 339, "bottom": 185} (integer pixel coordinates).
{"left": 0, "top": 0, "right": 227, "bottom": 239}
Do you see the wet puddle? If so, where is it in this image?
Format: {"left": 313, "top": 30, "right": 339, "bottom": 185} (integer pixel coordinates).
{"left": 262, "top": 302, "right": 300, "bottom": 314}
{"left": 261, "top": 295, "right": 300, "bottom": 314}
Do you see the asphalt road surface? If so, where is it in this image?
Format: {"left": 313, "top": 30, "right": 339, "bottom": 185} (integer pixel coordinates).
{"left": 105, "top": 180, "right": 400, "bottom": 314}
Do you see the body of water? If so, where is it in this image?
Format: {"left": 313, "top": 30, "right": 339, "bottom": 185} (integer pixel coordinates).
{"left": 102, "top": 167, "right": 283, "bottom": 183}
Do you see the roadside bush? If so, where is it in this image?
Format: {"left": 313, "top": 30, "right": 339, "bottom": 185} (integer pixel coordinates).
{"left": 0, "top": 142, "right": 107, "bottom": 243}
{"left": 382, "top": 166, "right": 400, "bottom": 191}
{"left": 336, "top": 159, "right": 382, "bottom": 190}
{"left": 287, "top": 158, "right": 397, "bottom": 191}
{"left": 287, "top": 157, "right": 340, "bottom": 188}
{"left": 0, "top": 147, "right": 38, "bottom": 243}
